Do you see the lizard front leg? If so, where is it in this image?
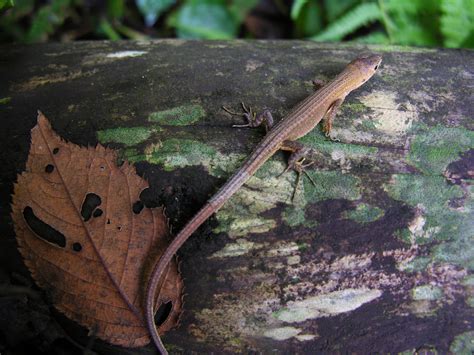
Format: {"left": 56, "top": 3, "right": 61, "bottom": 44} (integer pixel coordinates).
{"left": 222, "top": 102, "right": 274, "bottom": 132}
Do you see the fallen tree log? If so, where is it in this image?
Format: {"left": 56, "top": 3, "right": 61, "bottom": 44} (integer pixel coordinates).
{"left": 0, "top": 40, "right": 473, "bottom": 353}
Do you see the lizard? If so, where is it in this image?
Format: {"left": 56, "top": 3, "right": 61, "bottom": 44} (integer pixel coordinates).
{"left": 145, "top": 53, "right": 382, "bottom": 354}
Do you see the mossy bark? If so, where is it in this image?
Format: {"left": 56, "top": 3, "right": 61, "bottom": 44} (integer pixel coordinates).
{"left": 0, "top": 40, "right": 473, "bottom": 353}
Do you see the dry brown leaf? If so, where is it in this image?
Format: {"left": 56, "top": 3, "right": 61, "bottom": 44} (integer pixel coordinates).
{"left": 11, "top": 112, "right": 183, "bottom": 347}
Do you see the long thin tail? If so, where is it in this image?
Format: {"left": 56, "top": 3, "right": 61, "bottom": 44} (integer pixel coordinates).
{"left": 145, "top": 201, "right": 217, "bottom": 353}
{"left": 146, "top": 129, "right": 281, "bottom": 353}
{"left": 145, "top": 169, "right": 253, "bottom": 354}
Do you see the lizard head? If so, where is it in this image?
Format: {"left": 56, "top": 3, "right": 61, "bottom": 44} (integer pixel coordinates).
{"left": 347, "top": 54, "right": 382, "bottom": 85}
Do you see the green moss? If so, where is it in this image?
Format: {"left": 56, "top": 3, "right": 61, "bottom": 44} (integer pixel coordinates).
{"left": 343, "top": 102, "right": 367, "bottom": 113}
{"left": 398, "top": 350, "right": 417, "bottom": 355}
{"left": 394, "top": 228, "right": 413, "bottom": 244}
{"left": 386, "top": 174, "right": 473, "bottom": 269}
{"left": 145, "top": 138, "right": 217, "bottom": 171}
{"left": 97, "top": 126, "right": 158, "bottom": 146}
{"left": 344, "top": 203, "right": 384, "bottom": 224}
{"left": 432, "top": 233, "right": 474, "bottom": 270}
{"left": 304, "top": 170, "right": 361, "bottom": 202}
{"left": 282, "top": 208, "right": 313, "bottom": 228}
{"left": 408, "top": 125, "right": 474, "bottom": 174}
{"left": 359, "top": 118, "right": 378, "bottom": 131}
{"left": 411, "top": 285, "right": 443, "bottom": 301}
{"left": 398, "top": 256, "right": 431, "bottom": 273}
{"left": 148, "top": 104, "right": 205, "bottom": 125}
{"left": 386, "top": 174, "right": 464, "bottom": 238}
{"left": 296, "top": 242, "right": 310, "bottom": 252}
{"left": 299, "top": 131, "right": 378, "bottom": 157}
{"left": 449, "top": 331, "right": 474, "bottom": 354}
{"left": 213, "top": 160, "right": 296, "bottom": 236}
{"left": 0, "top": 97, "right": 11, "bottom": 104}
{"left": 462, "top": 276, "right": 474, "bottom": 308}
{"left": 462, "top": 275, "right": 474, "bottom": 286}
{"left": 121, "top": 147, "right": 145, "bottom": 162}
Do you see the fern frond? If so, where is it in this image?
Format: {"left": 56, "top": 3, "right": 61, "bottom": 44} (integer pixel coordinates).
{"left": 384, "top": 0, "right": 428, "bottom": 15}
{"left": 324, "top": 0, "right": 359, "bottom": 22}
{"left": 392, "top": 21, "right": 439, "bottom": 46}
{"left": 311, "top": 2, "right": 382, "bottom": 42}
{"left": 441, "top": 0, "right": 474, "bottom": 48}
{"left": 353, "top": 31, "right": 390, "bottom": 44}
{"left": 291, "top": 0, "right": 309, "bottom": 20}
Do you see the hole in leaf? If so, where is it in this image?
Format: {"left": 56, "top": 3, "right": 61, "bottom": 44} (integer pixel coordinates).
{"left": 132, "top": 201, "right": 144, "bottom": 214}
{"left": 374, "top": 65, "right": 379, "bottom": 70}
{"left": 53, "top": 147, "right": 59, "bottom": 154}
{"left": 93, "top": 208, "right": 103, "bottom": 218}
{"left": 117, "top": 226, "right": 122, "bottom": 231}
{"left": 107, "top": 219, "right": 111, "bottom": 224}
{"left": 45, "top": 164, "right": 54, "bottom": 173}
{"left": 154, "top": 301, "right": 173, "bottom": 327}
{"left": 72, "top": 242, "right": 82, "bottom": 252}
{"left": 81, "top": 193, "right": 101, "bottom": 222}
{"left": 139, "top": 188, "right": 160, "bottom": 208}
{"left": 23, "top": 207, "right": 66, "bottom": 247}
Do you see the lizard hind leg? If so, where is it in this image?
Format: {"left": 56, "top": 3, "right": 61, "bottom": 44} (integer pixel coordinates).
{"left": 312, "top": 78, "right": 326, "bottom": 90}
{"left": 279, "top": 140, "right": 316, "bottom": 202}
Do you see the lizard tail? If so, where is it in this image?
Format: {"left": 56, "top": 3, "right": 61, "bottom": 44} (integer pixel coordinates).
{"left": 145, "top": 202, "right": 217, "bottom": 354}
{"left": 145, "top": 138, "right": 277, "bottom": 353}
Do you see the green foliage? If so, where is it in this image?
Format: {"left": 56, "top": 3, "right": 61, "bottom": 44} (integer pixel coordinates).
{"left": 298, "top": 0, "right": 473, "bottom": 48}
{"left": 21, "top": 0, "right": 74, "bottom": 43}
{"left": 97, "top": 18, "right": 121, "bottom": 41}
{"left": 311, "top": 2, "right": 381, "bottom": 41}
{"left": 107, "top": 0, "right": 125, "bottom": 19}
{"left": 0, "top": 0, "right": 14, "bottom": 11}
{"left": 293, "top": 0, "right": 322, "bottom": 37}
{"left": 171, "top": 0, "right": 238, "bottom": 39}
{"left": 228, "top": 0, "right": 259, "bottom": 23}
{"left": 441, "top": 0, "right": 474, "bottom": 47}
{"left": 136, "top": 0, "right": 174, "bottom": 27}
{"left": 324, "top": 0, "right": 359, "bottom": 22}
{"left": 0, "top": 0, "right": 473, "bottom": 48}
{"left": 291, "top": 0, "right": 309, "bottom": 20}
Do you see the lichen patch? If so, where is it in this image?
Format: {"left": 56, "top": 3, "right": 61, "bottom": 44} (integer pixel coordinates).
{"left": 210, "top": 239, "right": 262, "bottom": 258}
{"left": 148, "top": 104, "right": 206, "bottom": 125}
{"left": 263, "top": 327, "right": 301, "bottom": 341}
{"left": 411, "top": 285, "right": 443, "bottom": 301}
{"left": 296, "top": 333, "right": 317, "bottom": 341}
{"left": 106, "top": 50, "right": 147, "bottom": 58}
{"left": 245, "top": 59, "right": 264, "bottom": 72}
{"left": 13, "top": 69, "right": 98, "bottom": 92}
{"left": 359, "top": 90, "right": 417, "bottom": 140}
{"left": 214, "top": 160, "right": 297, "bottom": 237}
{"left": 274, "top": 288, "right": 382, "bottom": 323}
